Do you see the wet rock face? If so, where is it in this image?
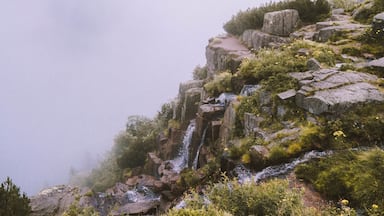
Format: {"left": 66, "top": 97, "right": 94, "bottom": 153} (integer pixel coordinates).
{"left": 205, "top": 35, "right": 253, "bottom": 77}
{"left": 262, "top": 9, "right": 300, "bottom": 37}
{"left": 290, "top": 69, "right": 384, "bottom": 115}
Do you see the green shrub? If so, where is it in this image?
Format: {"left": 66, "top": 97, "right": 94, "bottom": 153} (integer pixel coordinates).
{"left": 295, "top": 149, "right": 384, "bottom": 210}
{"left": 224, "top": 0, "right": 330, "bottom": 35}
{"left": 204, "top": 71, "right": 233, "bottom": 97}
{"left": 268, "top": 145, "right": 289, "bottom": 165}
{"left": 192, "top": 65, "right": 208, "bottom": 80}
{"left": 62, "top": 200, "right": 99, "bottom": 216}
{"left": 329, "top": 0, "right": 360, "bottom": 11}
{"left": 0, "top": 177, "right": 31, "bottom": 216}
{"left": 208, "top": 178, "right": 313, "bottom": 216}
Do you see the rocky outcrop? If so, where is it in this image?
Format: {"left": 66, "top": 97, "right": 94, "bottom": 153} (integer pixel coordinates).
{"left": 181, "top": 87, "right": 203, "bottom": 125}
{"left": 241, "top": 30, "right": 289, "bottom": 50}
{"left": 314, "top": 20, "right": 368, "bottom": 42}
{"left": 262, "top": 9, "right": 300, "bottom": 36}
{"left": 159, "top": 128, "right": 183, "bottom": 160}
{"left": 290, "top": 69, "right": 384, "bottom": 115}
{"left": 205, "top": 35, "right": 253, "bottom": 77}
{"left": 177, "top": 80, "right": 204, "bottom": 125}
{"left": 30, "top": 186, "right": 98, "bottom": 216}
{"left": 220, "top": 101, "right": 239, "bottom": 147}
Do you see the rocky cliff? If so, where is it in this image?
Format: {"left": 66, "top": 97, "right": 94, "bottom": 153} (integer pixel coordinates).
{"left": 30, "top": 3, "right": 384, "bottom": 215}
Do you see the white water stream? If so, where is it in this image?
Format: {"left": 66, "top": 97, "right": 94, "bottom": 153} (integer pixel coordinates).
{"left": 170, "top": 120, "right": 196, "bottom": 173}
{"left": 235, "top": 150, "right": 333, "bottom": 183}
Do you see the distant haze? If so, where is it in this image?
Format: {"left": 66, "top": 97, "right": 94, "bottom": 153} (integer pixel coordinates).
{"left": 0, "top": 0, "right": 272, "bottom": 195}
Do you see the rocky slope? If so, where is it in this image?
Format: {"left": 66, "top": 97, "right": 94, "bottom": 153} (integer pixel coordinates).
{"left": 30, "top": 3, "right": 384, "bottom": 216}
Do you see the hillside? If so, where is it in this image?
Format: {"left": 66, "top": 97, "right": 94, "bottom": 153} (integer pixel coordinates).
{"left": 29, "top": 0, "right": 384, "bottom": 215}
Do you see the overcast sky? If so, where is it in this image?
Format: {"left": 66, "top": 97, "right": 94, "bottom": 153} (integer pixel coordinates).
{"left": 0, "top": 0, "right": 272, "bottom": 195}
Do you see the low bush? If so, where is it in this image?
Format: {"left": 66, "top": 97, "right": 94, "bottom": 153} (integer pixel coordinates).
{"left": 224, "top": 0, "right": 330, "bottom": 35}
{"left": 204, "top": 71, "right": 233, "bottom": 97}
{"left": 295, "top": 148, "right": 384, "bottom": 210}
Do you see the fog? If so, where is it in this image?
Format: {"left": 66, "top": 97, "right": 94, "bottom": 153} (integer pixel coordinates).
{"left": 0, "top": 0, "right": 271, "bottom": 195}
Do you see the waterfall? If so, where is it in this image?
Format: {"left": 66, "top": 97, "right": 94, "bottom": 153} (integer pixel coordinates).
{"left": 192, "top": 126, "right": 208, "bottom": 170}
{"left": 235, "top": 150, "right": 333, "bottom": 183}
{"left": 170, "top": 120, "right": 196, "bottom": 173}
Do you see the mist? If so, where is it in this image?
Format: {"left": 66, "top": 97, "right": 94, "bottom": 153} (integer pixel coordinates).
{"left": 0, "top": 0, "right": 272, "bottom": 195}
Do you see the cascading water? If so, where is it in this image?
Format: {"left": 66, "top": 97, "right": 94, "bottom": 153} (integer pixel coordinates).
{"left": 170, "top": 120, "right": 196, "bottom": 173}
{"left": 125, "top": 186, "right": 160, "bottom": 203}
{"left": 192, "top": 126, "right": 208, "bottom": 170}
{"left": 235, "top": 150, "right": 333, "bottom": 183}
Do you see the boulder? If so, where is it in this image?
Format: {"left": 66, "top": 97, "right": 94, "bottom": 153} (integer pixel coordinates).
{"left": 262, "top": 9, "right": 300, "bottom": 36}
{"left": 249, "top": 145, "right": 269, "bottom": 170}
{"left": 314, "top": 21, "right": 368, "bottom": 42}
{"left": 241, "top": 30, "right": 289, "bottom": 50}
{"left": 290, "top": 69, "right": 384, "bottom": 115}
{"left": 277, "top": 89, "right": 296, "bottom": 101}
{"left": 30, "top": 185, "right": 82, "bottom": 216}
{"left": 205, "top": 35, "right": 253, "bottom": 77}
{"left": 307, "top": 58, "right": 322, "bottom": 71}
{"left": 110, "top": 200, "right": 160, "bottom": 216}
{"left": 368, "top": 57, "right": 384, "bottom": 68}
{"left": 125, "top": 175, "right": 165, "bottom": 193}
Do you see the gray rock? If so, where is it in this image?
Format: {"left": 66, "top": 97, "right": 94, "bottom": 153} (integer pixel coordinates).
{"left": 373, "top": 12, "right": 384, "bottom": 37}
{"left": 315, "top": 22, "right": 368, "bottom": 42}
{"left": 240, "top": 84, "right": 261, "bottom": 96}
{"left": 291, "top": 69, "right": 384, "bottom": 115}
{"left": 181, "top": 87, "right": 203, "bottom": 125}
{"left": 332, "top": 8, "right": 345, "bottom": 15}
{"left": 110, "top": 200, "right": 160, "bottom": 216}
{"left": 307, "top": 58, "right": 322, "bottom": 70}
{"left": 262, "top": 9, "right": 300, "bottom": 36}
{"left": 277, "top": 89, "right": 296, "bottom": 100}
{"left": 206, "top": 35, "right": 254, "bottom": 77}
{"left": 244, "top": 113, "right": 264, "bottom": 136}
{"left": 368, "top": 57, "right": 384, "bottom": 68}
{"left": 219, "top": 101, "right": 239, "bottom": 146}
{"left": 30, "top": 186, "right": 81, "bottom": 216}
{"left": 241, "top": 30, "right": 289, "bottom": 50}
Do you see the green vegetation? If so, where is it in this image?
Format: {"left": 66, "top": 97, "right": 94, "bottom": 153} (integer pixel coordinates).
{"left": 193, "top": 65, "right": 208, "bottom": 80}
{"left": 224, "top": 0, "right": 330, "bottom": 35}
{"left": 84, "top": 115, "right": 160, "bottom": 192}
{"left": 62, "top": 200, "right": 99, "bottom": 216}
{"left": 204, "top": 71, "right": 233, "bottom": 97}
{"left": 167, "top": 178, "right": 317, "bottom": 216}
{"left": 328, "top": 0, "right": 360, "bottom": 11}
{"left": 296, "top": 148, "right": 384, "bottom": 211}
{"left": 0, "top": 177, "right": 31, "bottom": 216}
{"left": 353, "top": 0, "right": 384, "bottom": 24}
